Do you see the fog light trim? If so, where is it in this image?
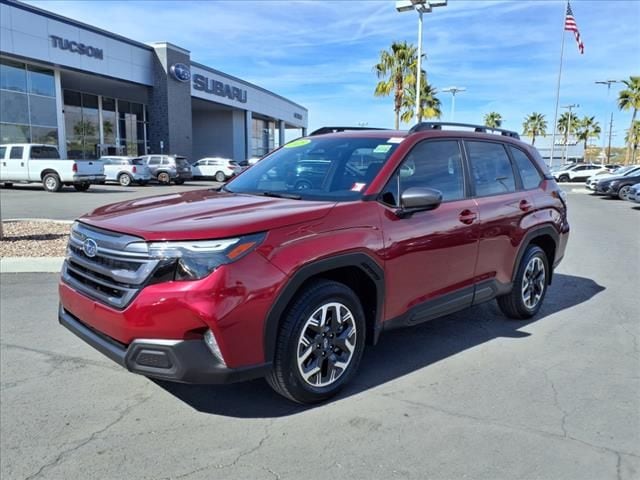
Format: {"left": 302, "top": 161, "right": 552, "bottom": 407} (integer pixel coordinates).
{"left": 204, "top": 329, "right": 226, "bottom": 366}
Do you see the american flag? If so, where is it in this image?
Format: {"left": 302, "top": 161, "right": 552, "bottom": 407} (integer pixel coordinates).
{"left": 564, "top": 2, "right": 584, "bottom": 54}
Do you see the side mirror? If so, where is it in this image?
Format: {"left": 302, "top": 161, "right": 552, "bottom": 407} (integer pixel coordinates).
{"left": 397, "top": 187, "right": 442, "bottom": 217}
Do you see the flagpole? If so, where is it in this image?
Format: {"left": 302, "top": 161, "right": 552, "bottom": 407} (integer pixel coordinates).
{"left": 549, "top": 2, "right": 567, "bottom": 168}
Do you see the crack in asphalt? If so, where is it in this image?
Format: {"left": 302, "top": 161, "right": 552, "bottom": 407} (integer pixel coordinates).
{"left": 542, "top": 368, "right": 571, "bottom": 438}
{"left": 171, "top": 420, "right": 275, "bottom": 480}
{"left": 1, "top": 342, "right": 121, "bottom": 373}
{"left": 23, "top": 394, "right": 153, "bottom": 480}
{"left": 379, "top": 391, "right": 640, "bottom": 462}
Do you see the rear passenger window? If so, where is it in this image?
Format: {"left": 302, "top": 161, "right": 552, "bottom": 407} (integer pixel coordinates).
{"left": 382, "top": 140, "right": 465, "bottom": 205}
{"left": 466, "top": 141, "right": 516, "bottom": 196}
{"left": 9, "top": 146, "right": 23, "bottom": 159}
{"left": 162, "top": 158, "right": 170, "bottom": 165}
{"left": 148, "top": 157, "right": 160, "bottom": 165}
{"left": 510, "top": 146, "right": 542, "bottom": 190}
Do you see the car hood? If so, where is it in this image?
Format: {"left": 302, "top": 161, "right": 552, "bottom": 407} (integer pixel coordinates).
{"left": 80, "top": 189, "right": 336, "bottom": 241}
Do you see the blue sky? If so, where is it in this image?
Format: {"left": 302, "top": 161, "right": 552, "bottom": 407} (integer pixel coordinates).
{"left": 27, "top": 0, "right": 640, "bottom": 146}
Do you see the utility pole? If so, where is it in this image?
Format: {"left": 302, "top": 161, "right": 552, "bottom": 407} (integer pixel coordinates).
{"left": 607, "top": 113, "right": 614, "bottom": 163}
{"left": 561, "top": 104, "right": 579, "bottom": 162}
{"left": 442, "top": 86, "right": 466, "bottom": 121}
{"left": 595, "top": 80, "right": 621, "bottom": 164}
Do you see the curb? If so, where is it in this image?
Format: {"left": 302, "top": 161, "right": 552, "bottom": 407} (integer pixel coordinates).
{"left": 1, "top": 257, "right": 64, "bottom": 273}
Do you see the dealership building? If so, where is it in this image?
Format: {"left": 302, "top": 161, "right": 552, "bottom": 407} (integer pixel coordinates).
{"left": 0, "top": 0, "right": 308, "bottom": 161}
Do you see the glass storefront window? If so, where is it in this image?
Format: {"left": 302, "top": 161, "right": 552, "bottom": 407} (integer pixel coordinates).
{"left": 27, "top": 66, "right": 55, "bottom": 97}
{"left": 0, "top": 59, "right": 27, "bottom": 92}
{"left": 0, "top": 123, "right": 30, "bottom": 143}
{"left": 0, "top": 91, "right": 29, "bottom": 124}
{"left": 31, "top": 126, "right": 58, "bottom": 145}
{"left": 29, "top": 95, "right": 57, "bottom": 127}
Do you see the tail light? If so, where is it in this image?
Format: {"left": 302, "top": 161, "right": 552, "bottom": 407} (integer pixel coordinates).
{"left": 132, "top": 166, "right": 137, "bottom": 173}
{"left": 72, "top": 163, "right": 78, "bottom": 173}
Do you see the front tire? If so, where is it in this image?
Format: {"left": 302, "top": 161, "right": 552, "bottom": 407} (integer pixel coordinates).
{"left": 558, "top": 175, "right": 569, "bottom": 183}
{"left": 266, "top": 280, "right": 366, "bottom": 404}
{"left": 43, "top": 173, "right": 62, "bottom": 192}
{"left": 157, "top": 172, "right": 170, "bottom": 185}
{"left": 498, "top": 245, "right": 549, "bottom": 319}
{"left": 618, "top": 185, "right": 631, "bottom": 200}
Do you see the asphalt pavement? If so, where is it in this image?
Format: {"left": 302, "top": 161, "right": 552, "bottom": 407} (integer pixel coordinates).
{"left": 0, "top": 181, "right": 220, "bottom": 221}
{"left": 1, "top": 188, "right": 639, "bottom": 479}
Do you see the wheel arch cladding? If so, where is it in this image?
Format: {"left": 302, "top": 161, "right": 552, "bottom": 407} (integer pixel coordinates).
{"left": 263, "top": 253, "right": 384, "bottom": 362}
{"left": 514, "top": 226, "right": 558, "bottom": 285}
{"left": 41, "top": 169, "right": 59, "bottom": 180}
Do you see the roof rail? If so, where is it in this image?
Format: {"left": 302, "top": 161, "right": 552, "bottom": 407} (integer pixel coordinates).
{"left": 409, "top": 122, "right": 520, "bottom": 139}
{"left": 309, "top": 126, "right": 390, "bottom": 136}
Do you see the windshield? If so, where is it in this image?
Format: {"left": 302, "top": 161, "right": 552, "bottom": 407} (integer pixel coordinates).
{"left": 226, "top": 136, "right": 401, "bottom": 201}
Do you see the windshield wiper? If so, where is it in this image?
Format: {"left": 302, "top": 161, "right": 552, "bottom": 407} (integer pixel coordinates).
{"left": 261, "top": 191, "right": 302, "bottom": 200}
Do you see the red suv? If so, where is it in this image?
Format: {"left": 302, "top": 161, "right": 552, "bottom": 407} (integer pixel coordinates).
{"left": 59, "top": 123, "right": 570, "bottom": 404}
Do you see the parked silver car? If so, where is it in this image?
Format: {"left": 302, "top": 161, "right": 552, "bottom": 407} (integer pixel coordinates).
{"left": 100, "top": 156, "right": 152, "bottom": 186}
{"left": 139, "top": 155, "right": 193, "bottom": 185}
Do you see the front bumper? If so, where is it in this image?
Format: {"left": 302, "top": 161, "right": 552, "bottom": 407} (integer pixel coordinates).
{"left": 73, "top": 174, "right": 106, "bottom": 184}
{"left": 59, "top": 305, "right": 271, "bottom": 384}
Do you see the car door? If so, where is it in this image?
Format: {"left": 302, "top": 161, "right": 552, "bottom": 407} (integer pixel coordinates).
{"left": 146, "top": 156, "right": 161, "bottom": 176}
{"left": 378, "top": 139, "right": 480, "bottom": 323}
{"left": 464, "top": 140, "right": 535, "bottom": 293}
{"left": 4, "top": 146, "right": 28, "bottom": 181}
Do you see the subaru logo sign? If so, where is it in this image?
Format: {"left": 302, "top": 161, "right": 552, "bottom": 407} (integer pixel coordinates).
{"left": 170, "top": 63, "right": 191, "bottom": 83}
{"left": 82, "top": 238, "right": 98, "bottom": 258}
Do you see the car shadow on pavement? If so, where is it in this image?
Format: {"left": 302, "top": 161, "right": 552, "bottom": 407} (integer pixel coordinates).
{"left": 153, "top": 273, "right": 605, "bottom": 418}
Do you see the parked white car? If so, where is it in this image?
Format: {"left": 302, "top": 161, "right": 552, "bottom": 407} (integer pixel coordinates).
{"left": 100, "top": 156, "right": 152, "bottom": 186}
{"left": 586, "top": 165, "right": 640, "bottom": 190}
{"left": 553, "top": 163, "right": 608, "bottom": 183}
{"left": 627, "top": 183, "right": 640, "bottom": 203}
{"left": 191, "top": 157, "right": 242, "bottom": 182}
{"left": 0, "top": 144, "right": 105, "bottom": 192}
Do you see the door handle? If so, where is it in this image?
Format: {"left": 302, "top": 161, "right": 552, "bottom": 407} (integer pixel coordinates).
{"left": 519, "top": 199, "right": 533, "bottom": 212}
{"left": 21, "top": 162, "right": 25, "bottom": 167}
{"left": 459, "top": 209, "right": 478, "bottom": 225}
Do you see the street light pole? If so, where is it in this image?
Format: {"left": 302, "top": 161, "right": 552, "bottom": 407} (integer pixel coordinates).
{"left": 561, "top": 104, "right": 578, "bottom": 162}
{"left": 607, "top": 113, "right": 614, "bottom": 163}
{"left": 595, "top": 80, "right": 620, "bottom": 164}
{"left": 442, "top": 86, "right": 466, "bottom": 121}
{"left": 396, "top": 0, "right": 447, "bottom": 123}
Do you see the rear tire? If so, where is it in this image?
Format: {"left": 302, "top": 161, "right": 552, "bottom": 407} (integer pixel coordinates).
{"left": 215, "top": 171, "right": 226, "bottom": 183}
{"left": 118, "top": 173, "right": 133, "bottom": 187}
{"left": 498, "top": 245, "right": 549, "bottom": 319}
{"left": 558, "top": 175, "right": 569, "bottom": 183}
{"left": 73, "top": 182, "right": 91, "bottom": 192}
{"left": 3, "top": 182, "right": 13, "bottom": 188}
{"left": 618, "top": 185, "right": 631, "bottom": 200}
{"left": 266, "top": 280, "right": 366, "bottom": 404}
{"left": 43, "top": 173, "right": 62, "bottom": 192}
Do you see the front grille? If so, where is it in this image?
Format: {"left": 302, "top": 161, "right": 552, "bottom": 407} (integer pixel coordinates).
{"left": 62, "top": 223, "right": 159, "bottom": 309}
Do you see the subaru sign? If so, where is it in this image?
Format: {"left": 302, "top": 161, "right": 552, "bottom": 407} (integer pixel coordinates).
{"left": 170, "top": 63, "right": 191, "bottom": 83}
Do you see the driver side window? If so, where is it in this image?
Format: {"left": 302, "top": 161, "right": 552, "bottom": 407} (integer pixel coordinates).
{"left": 381, "top": 140, "right": 465, "bottom": 206}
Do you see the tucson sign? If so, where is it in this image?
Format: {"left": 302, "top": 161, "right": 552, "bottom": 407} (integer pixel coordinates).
{"left": 50, "top": 35, "right": 104, "bottom": 59}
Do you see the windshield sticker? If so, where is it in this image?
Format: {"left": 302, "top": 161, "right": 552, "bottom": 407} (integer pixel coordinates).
{"left": 284, "top": 138, "right": 311, "bottom": 148}
{"left": 351, "top": 182, "right": 366, "bottom": 192}
{"left": 373, "top": 144, "right": 392, "bottom": 154}
{"left": 387, "top": 137, "right": 404, "bottom": 144}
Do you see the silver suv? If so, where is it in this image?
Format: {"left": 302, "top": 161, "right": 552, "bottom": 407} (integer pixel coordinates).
{"left": 100, "top": 156, "right": 152, "bottom": 186}
{"left": 140, "top": 155, "right": 193, "bottom": 185}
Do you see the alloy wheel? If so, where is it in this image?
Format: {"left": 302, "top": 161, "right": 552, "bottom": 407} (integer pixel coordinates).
{"left": 296, "top": 302, "right": 357, "bottom": 388}
{"left": 521, "top": 256, "right": 546, "bottom": 309}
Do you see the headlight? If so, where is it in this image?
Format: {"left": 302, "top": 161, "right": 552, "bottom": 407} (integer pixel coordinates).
{"left": 141, "top": 233, "right": 265, "bottom": 281}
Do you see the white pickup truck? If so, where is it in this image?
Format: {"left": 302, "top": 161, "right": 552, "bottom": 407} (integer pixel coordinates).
{"left": 0, "top": 144, "right": 105, "bottom": 192}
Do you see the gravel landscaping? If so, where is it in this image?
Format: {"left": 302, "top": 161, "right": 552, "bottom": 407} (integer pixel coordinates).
{"left": 0, "top": 221, "right": 70, "bottom": 257}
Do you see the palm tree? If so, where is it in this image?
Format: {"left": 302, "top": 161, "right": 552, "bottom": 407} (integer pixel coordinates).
{"left": 400, "top": 76, "right": 442, "bottom": 124}
{"left": 625, "top": 120, "right": 640, "bottom": 163}
{"left": 557, "top": 112, "right": 579, "bottom": 145}
{"left": 618, "top": 76, "right": 640, "bottom": 163}
{"left": 374, "top": 41, "right": 418, "bottom": 129}
{"left": 522, "top": 113, "right": 547, "bottom": 146}
{"left": 484, "top": 112, "right": 502, "bottom": 128}
{"left": 576, "top": 116, "right": 601, "bottom": 150}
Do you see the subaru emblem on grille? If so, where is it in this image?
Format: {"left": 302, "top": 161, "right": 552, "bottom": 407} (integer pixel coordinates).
{"left": 83, "top": 238, "right": 98, "bottom": 258}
